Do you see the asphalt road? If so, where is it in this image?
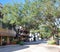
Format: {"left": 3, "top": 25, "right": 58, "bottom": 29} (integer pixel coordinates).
{"left": 0, "top": 40, "right": 60, "bottom": 52}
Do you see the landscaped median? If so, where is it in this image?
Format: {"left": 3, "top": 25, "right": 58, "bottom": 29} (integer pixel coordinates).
{"left": 47, "top": 38, "right": 60, "bottom": 46}
{"left": 47, "top": 40, "right": 56, "bottom": 45}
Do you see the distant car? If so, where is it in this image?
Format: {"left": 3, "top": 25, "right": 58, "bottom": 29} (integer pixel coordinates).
{"left": 29, "top": 35, "right": 34, "bottom": 42}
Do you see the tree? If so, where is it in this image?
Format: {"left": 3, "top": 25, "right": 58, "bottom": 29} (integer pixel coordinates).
{"left": 2, "top": 3, "right": 21, "bottom": 25}
{"left": 2, "top": 0, "right": 60, "bottom": 39}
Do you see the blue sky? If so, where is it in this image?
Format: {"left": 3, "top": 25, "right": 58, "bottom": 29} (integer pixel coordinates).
{"left": 0, "top": 0, "right": 59, "bottom": 8}
{"left": 0, "top": 0, "right": 25, "bottom": 5}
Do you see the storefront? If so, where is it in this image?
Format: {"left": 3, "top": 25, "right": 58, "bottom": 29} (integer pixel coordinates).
{"left": 0, "top": 27, "right": 30, "bottom": 45}
{"left": 0, "top": 28, "right": 16, "bottom": 45}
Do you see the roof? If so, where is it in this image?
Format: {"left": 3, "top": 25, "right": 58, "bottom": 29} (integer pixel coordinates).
{"left": 0, "top": 28, "right": 16, "bottom": 37}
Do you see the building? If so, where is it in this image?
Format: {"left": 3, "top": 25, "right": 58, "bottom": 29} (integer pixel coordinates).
{"left": 0, "top": 3, "right": 16, "bottom": 45}
{"left": 0, "top": 3, "right": 30, "bottom": 45}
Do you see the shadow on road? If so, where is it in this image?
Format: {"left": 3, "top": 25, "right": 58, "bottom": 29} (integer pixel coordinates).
{"left": 0, "top": 45, "right": 29, "bottom": 52}
{"left": 0, "top": 40, "right": 47, "bottom": 52}
{"left": 24, "top": 40, "right": 47, "bottom": 45}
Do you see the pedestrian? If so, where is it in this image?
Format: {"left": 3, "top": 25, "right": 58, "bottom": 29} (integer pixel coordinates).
{"left": 34, "top": 34, "right": 36, "bottom": 41}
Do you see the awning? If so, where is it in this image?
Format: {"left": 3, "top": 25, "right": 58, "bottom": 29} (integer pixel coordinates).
{"left": 0, "top": 28, "right": 16, "bottom": 37}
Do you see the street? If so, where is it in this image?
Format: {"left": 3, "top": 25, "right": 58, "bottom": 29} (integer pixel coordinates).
{"left": 0, "top": 40, "right": 60, "bottom": 52}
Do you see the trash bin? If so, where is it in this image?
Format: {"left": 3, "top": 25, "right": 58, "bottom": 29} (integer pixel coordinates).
{"left": 56, "top": 38, "right": 60, "bottom": 45}
{"left": 58, "top": 38, "right": 60, "bottom": 45}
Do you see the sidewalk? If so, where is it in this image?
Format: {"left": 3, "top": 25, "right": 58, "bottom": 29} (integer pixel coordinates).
{"left": 38, "top": 43, "right": 60, "bottom": 49}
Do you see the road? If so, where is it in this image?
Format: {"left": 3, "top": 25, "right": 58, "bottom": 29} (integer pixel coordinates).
{"left": 0, "top": 40, "right": 60, "bottom": 52}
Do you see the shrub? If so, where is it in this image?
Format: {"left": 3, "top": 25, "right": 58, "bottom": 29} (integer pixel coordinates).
{"left": 47, "top": 40, "right": 56, "bottom": 45}
{"left": 17, "top": 41, "right": 24, "bottom": 45}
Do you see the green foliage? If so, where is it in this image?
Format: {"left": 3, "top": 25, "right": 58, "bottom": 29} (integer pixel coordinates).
{"left": 40, "top": 32, "right": 51, "bottom": 39}
{"left": 1, "top": 0, "right": 45, "bottom": 29}
{"left": 19, "top": 41, "right": 24, "bottom": 45}
{"left": 1, "top": 0, "right": 60, "bottom": 38}
{"left": 47, "top": 40, "right": 56, "bottom": 45}
{"left": 2, "top": 3, "right": 22, "bottom": 25}
{"left": 39, "top": 25, "right": 51, "bottom": 38}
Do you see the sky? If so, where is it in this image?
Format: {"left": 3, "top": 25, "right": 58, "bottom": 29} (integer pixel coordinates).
{"left": 0, "top": 0, "right": 59, "bottom": 7}
{"left": 0, "top": 0, "right": 25, "bottom": 5}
